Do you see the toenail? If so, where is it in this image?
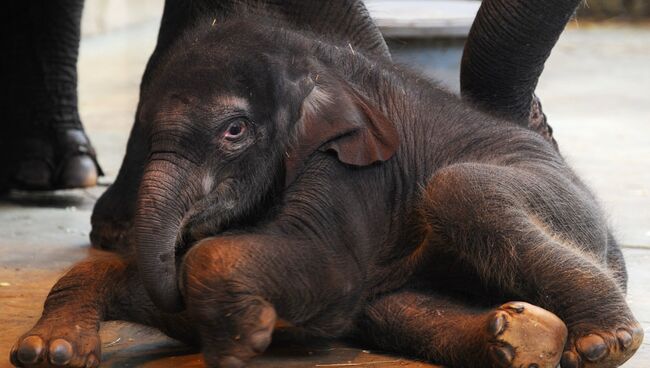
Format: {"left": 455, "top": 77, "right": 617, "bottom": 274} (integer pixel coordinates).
{"left": 49, "top": 338, "right": 73, "bottom": 365}
{"left": 17, "top": 336, "right": 44, "bottom": 364}
{"left": 489, "top": 345, "right": 514, "bottom": 367}
{"left": 576, "top": 334, "right": 608, "bottom": 361}
{"left": 560, "top": 351, "right": 580, "bottom": 368}
{"left": 616, "top": 329, "right": 633, "bottom": 349}
{"left": 489, "top": 313, "right": 507, "bottom": 336}
{"left": 85, "top": 353, "right": 100, "bottom": 368}
{"left": 506, "top": 303, "right": 525, "bottom": 313}
{"left": 9, "top": 347, "right": 17, "bottom": 366}
{"left": 631, "top": 325, "right": 645, "bottom": 343}
{"left": 59, "top": 155, "right": 98, "bottom": 188}
{"left": 249, "top": 330, "right": 272, "bottom": 353}
{"left": 219, "top": 355, "right": 245, "bottom": 368}
{"left": 258, "top": 305, "right": 277, "bottom": 327}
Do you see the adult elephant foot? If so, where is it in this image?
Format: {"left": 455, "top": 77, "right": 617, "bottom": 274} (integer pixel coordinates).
{"left": 9, "top": 128, "right": 102, "bottom": 191}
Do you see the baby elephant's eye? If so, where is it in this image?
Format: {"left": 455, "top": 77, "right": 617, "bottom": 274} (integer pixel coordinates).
{"left": 223, "top": 120, "right": 248, "bottom": 141}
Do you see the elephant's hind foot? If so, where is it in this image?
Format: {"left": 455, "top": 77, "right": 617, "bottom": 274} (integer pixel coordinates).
{"left": 487, "top": 302, "right": 567, "bottom": 368}
{"left": 358, "top": 291, "right": 567, "bottom": 368}
{"left": 560, "top": 319, "right": 644, "bottom": 368}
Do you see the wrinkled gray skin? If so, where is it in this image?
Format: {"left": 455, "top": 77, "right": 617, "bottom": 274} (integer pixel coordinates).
{"left": 94, "top": 0, "right": 394, "bottom": 312}
{"left": 460, "top": 0, "right": 582, "bottom": 148}
{"left": 88, "top": 0, "right": 582, "bottom": 311}
{"left": 1, "top": 0, "right": 101, "bottom": 191}
{"left": 10, "top": 2, "right": 645, "bottom": 368}
{"left": 89, "top": 0, "right": 391, "bottom": 252}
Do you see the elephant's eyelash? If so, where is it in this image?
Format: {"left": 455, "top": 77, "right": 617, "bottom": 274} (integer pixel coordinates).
{"left": 223, "top": 120, "right": 248, "bottom": 141}
{"left": 213, "top": 111, "right": 250, "bottom": 128}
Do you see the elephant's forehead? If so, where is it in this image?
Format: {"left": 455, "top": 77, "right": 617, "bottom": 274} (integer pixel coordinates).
{"left": 139, "top": 93, "right": 195, "bottom": 122}
{"left": 140, "top": 93, "right": 251, "bottom": 123}
{"left": 212, "top": 96, "right": 250, "bottom": 112}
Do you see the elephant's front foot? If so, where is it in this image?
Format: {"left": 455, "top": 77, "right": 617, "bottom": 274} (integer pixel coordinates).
{"left": 486, "top": 302, "right": 568, "bottom": 368}
{"left": 194, "top": 297, "right": 276, "bottom": 368}
{"left": 183, "top": 241, "right": 277, "bottom": 368}
{"left": 10, "top": 318, "right": 101, "bottom": 368}
{"left": 560, "top": 318, "right": 644, "bottom": 368}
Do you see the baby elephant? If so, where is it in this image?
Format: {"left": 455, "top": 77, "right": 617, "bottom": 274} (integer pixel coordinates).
{"left": 12, "top": 12, "right": 643, "bottom": 368}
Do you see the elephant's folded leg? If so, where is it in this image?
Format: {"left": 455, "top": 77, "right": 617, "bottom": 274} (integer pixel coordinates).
{"left": 420, "top": 163, "right": 644, "bottom": 368}
{"left": 358, "top": 290, "right": 568, "bottom": 368}
{"left": 181, "top": 234, "right": 364, "bottom": 367}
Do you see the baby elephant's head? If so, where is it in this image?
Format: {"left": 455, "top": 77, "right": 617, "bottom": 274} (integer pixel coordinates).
{"left": 134, "top": 21, "right": 399, "bottom": 312}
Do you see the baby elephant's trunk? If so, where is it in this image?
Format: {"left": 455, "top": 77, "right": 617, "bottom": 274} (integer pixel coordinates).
{"left": 133, "top": 154, "right": 200, "bottom": 312}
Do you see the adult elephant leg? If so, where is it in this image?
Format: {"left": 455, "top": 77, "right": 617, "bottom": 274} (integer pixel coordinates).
{"left": 460, "top": 0, "right": 582, "bottom": 148}
{"left": 90, "top": 116, "right": 147, "bottom": 250}
{"left": 250, "top": 0, "right": 391, "bottom": 60}
{"left": 358, "top": 290, "right": 568, "bottom": 368}
{"left": 162, "top": 0, "right": 390, "bottom": 61}
{"left": 1, "top": 0, "right": 102, "bottom": 190}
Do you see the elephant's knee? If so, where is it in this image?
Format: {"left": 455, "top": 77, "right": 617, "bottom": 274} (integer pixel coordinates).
{"left": 420, "top": 164, "right": 525, "bottom": 257}
{"left": 180, "top": 237, "right": 253, "bottom": 300}
{"left": 425, "top": 164, "right": 517, "bottom": 219}
{"left": 424, "top": 164, "right": 484, "bottom": 222}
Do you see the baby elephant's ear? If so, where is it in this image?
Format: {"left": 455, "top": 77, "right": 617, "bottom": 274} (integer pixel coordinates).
{"left": 287, "top": 81, "right": 399, "bottom": 183}
{"left": 317, "top": 85, "right": 399, "bottom": 166}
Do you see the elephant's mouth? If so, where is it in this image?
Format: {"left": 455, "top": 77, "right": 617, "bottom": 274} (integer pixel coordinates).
{"left": 176, "top": 177, "right": 277, "bottom": 253}
{"left": 176, "top": 179, "right": 237, "bottom": 246}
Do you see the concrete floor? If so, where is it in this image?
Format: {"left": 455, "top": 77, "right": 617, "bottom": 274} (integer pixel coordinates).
{"left": 1, "top": 19, "right": 649, "bottom": 368}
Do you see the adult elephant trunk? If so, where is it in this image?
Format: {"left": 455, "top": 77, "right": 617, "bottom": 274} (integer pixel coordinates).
{"left": 134, "top": 154, "right": 200, "bottom": 312}
{"left": 460, "top": 0, "right": 581, "bottom": 125}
